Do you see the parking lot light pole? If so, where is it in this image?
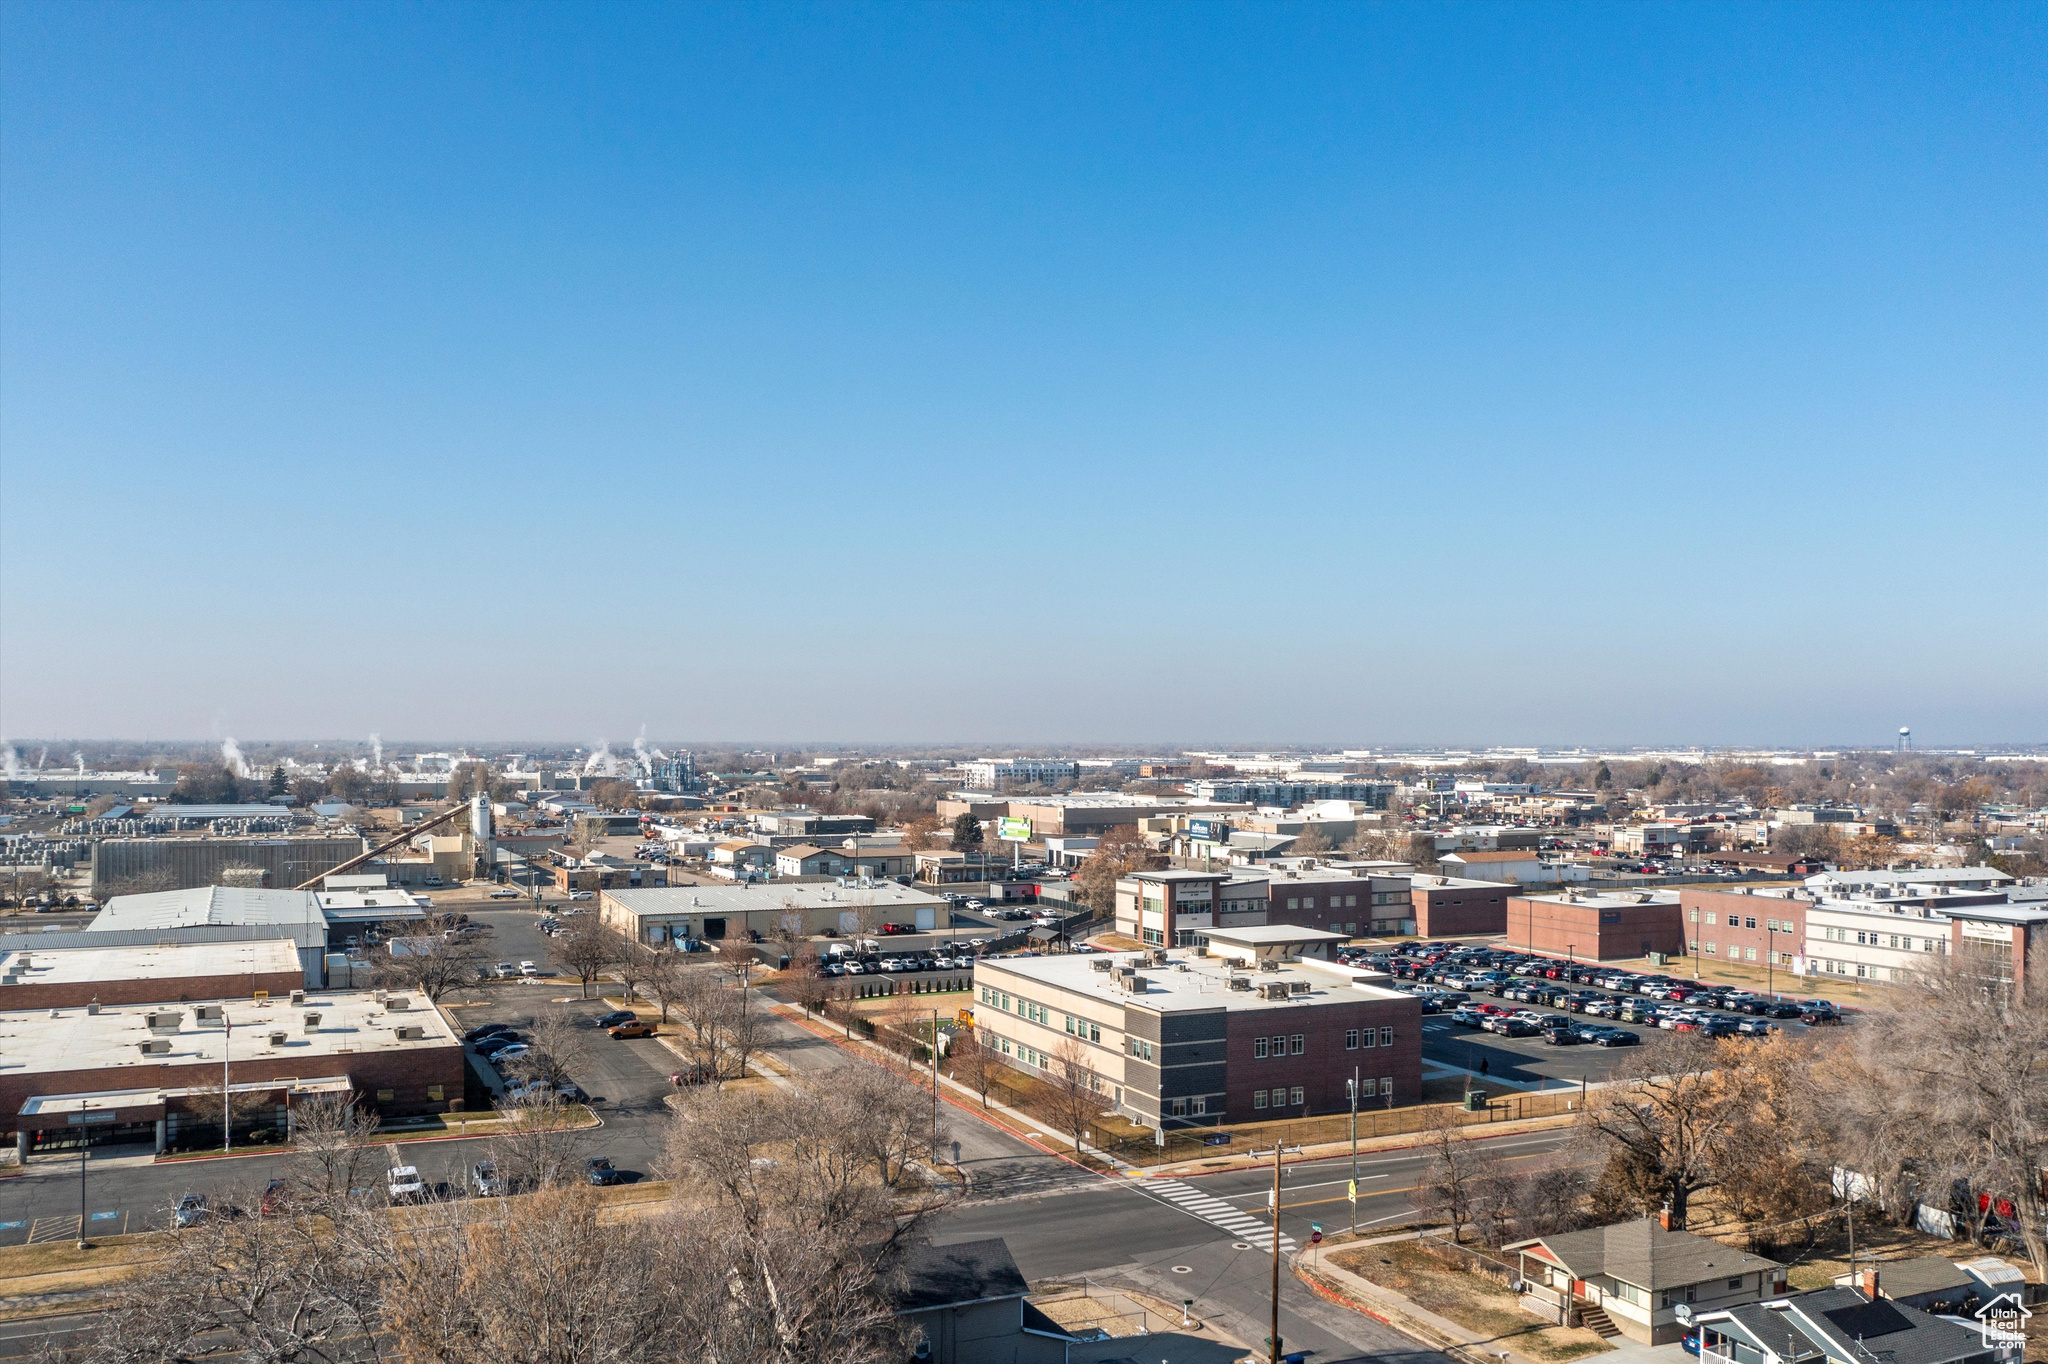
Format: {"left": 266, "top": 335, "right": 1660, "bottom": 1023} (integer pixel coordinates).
{"left": 1767, "top": 925, "right": 1776, "bottom": 1000}
{"left": 76, "top": 1097, "right": 89, "bottom": 1250}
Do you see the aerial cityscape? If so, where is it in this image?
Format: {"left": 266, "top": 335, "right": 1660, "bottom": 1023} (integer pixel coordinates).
{"left": 1, "top": 5, "right": 2042, "bottom": 1364}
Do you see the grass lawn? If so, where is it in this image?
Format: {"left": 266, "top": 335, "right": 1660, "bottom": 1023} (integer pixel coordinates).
{"left": 1330, "top": 1241, "right": 1612, "bottom": 1364}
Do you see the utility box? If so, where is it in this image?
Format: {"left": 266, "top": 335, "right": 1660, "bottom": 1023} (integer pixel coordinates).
{"left": 1464, "top": 1090, "right": 1487, "bottom": 1112}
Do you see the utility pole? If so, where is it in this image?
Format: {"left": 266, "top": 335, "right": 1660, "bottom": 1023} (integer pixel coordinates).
{"left": 1347, "top": 1069, "right": 1360, "bottom": 1234}
{"left": 76, "top": 1097, "right": 89, "bottom": 1250}
{"left": 222, "top": 1013, "right": 233, "bottom": 1154}
{"left": 930, "top": 1008, "right": 940, "bottom": 1161}
{"left": 1250, "top": 1141, "right": 1303, "bottom": 1364}
{"left": 1766, "top": 923, "right": 1776, "bottom": 1000}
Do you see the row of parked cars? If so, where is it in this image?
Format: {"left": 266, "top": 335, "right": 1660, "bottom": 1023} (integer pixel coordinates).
{"left": 1446, "top": 1007, "right": 1644, "bottom": 1046}
{"left": 817, "top": 948, "right": 978, "bottom": 976}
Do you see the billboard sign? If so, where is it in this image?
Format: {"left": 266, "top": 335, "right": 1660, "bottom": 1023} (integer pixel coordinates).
{"left": 997, "top": 816, "right": 1032, "bottom": 842}
{"left": 1188, "top": 819, "right": 1230, "bottom": 842}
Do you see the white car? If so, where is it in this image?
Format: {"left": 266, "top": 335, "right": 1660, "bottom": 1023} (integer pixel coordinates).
{"left": 568, "top": 892, "right": 594, "bottom": 902}
{"left": 518, "top": 960, "right": 538, "bottom": 976}
{"left": 488, "top": 888, "right": 520, "bottom": 899}
{"left": 387, "top": 1165, "right": 426, "bottom": 1203}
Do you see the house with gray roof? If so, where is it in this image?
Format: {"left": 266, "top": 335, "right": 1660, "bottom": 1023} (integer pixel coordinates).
{"left": 1509, "top": 1215, "right": 1787, "bottom": 1344}
{"left": 1694, "top": 1284, "right": 1999, "bottom": 1364}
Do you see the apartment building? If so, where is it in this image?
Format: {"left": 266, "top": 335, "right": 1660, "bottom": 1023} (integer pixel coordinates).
{"left": 971, "top": 927, "right": 1420, "bottom": 1130}
{"left": 960, "top": 759, "right": 1081, "bottom": 788}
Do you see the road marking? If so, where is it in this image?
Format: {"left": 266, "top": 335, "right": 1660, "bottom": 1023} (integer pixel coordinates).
{"left": 0, "top": 1221, "right": 24, "bottom": 1230}
{"left": 1147, "top": 1180, "right": 1297, "bottom": 1250}
{"left": 89, "top": 1211, "right": 120, "bottom": 1221}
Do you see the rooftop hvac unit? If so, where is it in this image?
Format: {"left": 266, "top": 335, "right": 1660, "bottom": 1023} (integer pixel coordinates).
{"left": 1258, "top": 959, "right": 1280, "bottom": 972}
{"left": 194, "top": 1004, "right": 224, "bottom": 1022}
{"left": 393, "top": 1024, "right": 426, "bottom": 1040}
{"left": 1147, "top": 949, "right": 1168, "bottom": 966}
{"left": 138, "top": 1039, "right": 171, "bottom": 1055}
{"left": 86, "top": 1000, "right": 100, "bottom": 1015}
{"left": 146, "top": 1010, "right": 183, "bottom": 1033}
{"left": 1289, "top": 980, "right": 1310, "bottom": 994}
{"left": 1261, "top": 982, "right": 1290, "bottom": 1000}
{"left": 1227, "top": 975, "right": 1252, "bottom": 991}
{"left": 373, "top": 989, "right": 388, "bottom": 1002}
{"left": 303, "top": 1012, "right": 323, "bottom": 1032}
{"left": 1123, "top": 973, "right": 1149, "bottom": 994}
{"left": 386, "top": 996, "right": 412, "bottom": 1011}
{"left": 1091, "top": 958, "right": 1114, "bottom": 972}
{"left": 1193, "top": 944, "right": 1209, "bottom": 957}
{"left": 290, "top": 990, "right": 305, "bottom": 1005}
{"left": 1174, "top": 962, "right": 1190, "bottom": 972}
{"left": 269, "top": 1030, "right": 289, "bottom": 1047}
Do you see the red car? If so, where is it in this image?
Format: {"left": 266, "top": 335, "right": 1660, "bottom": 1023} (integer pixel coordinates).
{"left": 877, "top": 923, "right": 912, "bottom": 935}
{"left": 609, "top": 1021, "right": 657, "bottom": 1039}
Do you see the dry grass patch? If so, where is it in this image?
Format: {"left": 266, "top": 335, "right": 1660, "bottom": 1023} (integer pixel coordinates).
{"left": 1329, "top": 1241, "right": 1611, "bottom": 1364}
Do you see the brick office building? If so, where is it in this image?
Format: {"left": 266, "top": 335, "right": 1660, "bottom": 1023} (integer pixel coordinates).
{"left": 0, "top": 940, "right": 306, "bottom": 1010}
{"left": 2, "top": 988, "right": 466, "bottom": 1157}
{"left": 972, "top": 926, "right": 1420, "bottom": 1132}
{"left": 1505, "top": 891, "right": 1685, "bottom": 961}
{"left": 1409, "top": 875, "right": 1515, "bottom": 938}
{"left": 1678, "top": 887, "right": 1810, "bottom": 970}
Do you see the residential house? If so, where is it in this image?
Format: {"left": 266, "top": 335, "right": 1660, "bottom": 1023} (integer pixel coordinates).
{"left": 1693, "top": 1284, "right": 1998, "bottom": 1364}
{"left": 886, "top": 1238, "right": 1076, "bottom": 1364}
{"left": 1509, "top": 1215, "right": 1786, "bottom": 1345}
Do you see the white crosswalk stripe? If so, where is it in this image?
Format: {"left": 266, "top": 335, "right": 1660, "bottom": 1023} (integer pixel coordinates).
{"left": 1145, "top": 1180, "right": 1297, "bottom": 1249}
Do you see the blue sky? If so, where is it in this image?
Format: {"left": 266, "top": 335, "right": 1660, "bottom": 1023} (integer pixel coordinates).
{"left": 2, "top": 2, "right": 2042, "bottom": 746}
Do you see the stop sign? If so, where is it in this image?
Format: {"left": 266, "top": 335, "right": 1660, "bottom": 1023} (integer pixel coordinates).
{"left": 1310, "top": 1230, "right": 1323, "bottom": 1245}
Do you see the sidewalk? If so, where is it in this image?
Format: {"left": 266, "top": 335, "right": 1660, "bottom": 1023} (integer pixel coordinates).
{"left": 1139, "top": 1109, "right": 1578, "bottom": 1180}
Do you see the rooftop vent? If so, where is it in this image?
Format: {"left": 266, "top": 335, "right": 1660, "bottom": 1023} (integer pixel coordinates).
{"left": 146, "top": 1010, "right": 183, "bottom": 1033}
{"left": 303, "top": 1011, "right": 323, "bottom": 1033}
{"left": 86, "top": 999, "right": 101, "bottom": 1015}
{"left": 1289, "top": 980, "right": 1311, "bottom": 995}
{"left": 386, "top": 996, "right": 412, "bottom": 1011}
{"left": 1227, "top": 975, "right": 1252, "bottom": 991}
{"left": 290, "top": 989, "right": 305, "bottom": 1005}
{"left": 393, "top": 1024, "right": 426, "bottom": 1040}
{"left": 1122, "top": 973, "right": 1149, "bottom": 994}
{"left": 138, "top": 1038, "right": 171, "bottom": 1055}
{"left": 194, "top": 1004, "right": 224, "bottom": 1022}
{"left": 1090, "top": 958, "right": 1114, "bottom": 972}
{"left": 1261, "top": 981, "right": 1290, "bottom": 1000}
{"left": 1258, "top": 959, "right": 1281, "bottom": 972}
{"left": 268, "top": 1030, "right": 289, "bottom": 1047}
{"left": 1193, "top": 944, "right": 1209, "bottom": 957}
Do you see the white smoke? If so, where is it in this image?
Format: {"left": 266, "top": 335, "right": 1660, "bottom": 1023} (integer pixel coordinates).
{"left": 632, "top": 726, "right": 670, "bottom": 778}
{"left": 36, "top": 747, "right": 48, "bottom": 771}
{"left": 73, "top": 752, "right": 85, "bottom": 776}
{"left": 221, "top": 737, "right": 251, "bottom": 779}
{"left": 369, "top": 733, "right": 384, "bottom": 771}
{"left": 1, "top": 744, "right": 20, "bottom": 781}
{"left": 582, "top": 741, "right": 619, "bottom": 777}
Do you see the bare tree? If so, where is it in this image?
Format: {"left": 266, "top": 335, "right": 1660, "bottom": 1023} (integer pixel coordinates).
{"left": 1579, "top": 1031, "right": 1732, "bottom": 1228}
{"left": 1417, "top": 1104, "right": 1489, "bottom": 1244}
{"left": 507, "top": 1010, "right": 590, "bottom": 1095}
{"left": 286, "top": 1093, "right": 382, "bottom": 1214}
{"left": 640, "top": 942, "right": 688, "bottom": 1022}
{"left": 950, "top": 1028, "right": 1002, "bottom": 1109}
{"left": 553, "top": 922, "right": 617, "bottom": 999}
{"left": 375, "top": 914, "right": 492, "bottom": 1001}
{"left": 1045, "top": 1036, "right": 1100, "bottom": 1156}
{"left": 489, "top": 1092, "right": 586, "bottom": 1192}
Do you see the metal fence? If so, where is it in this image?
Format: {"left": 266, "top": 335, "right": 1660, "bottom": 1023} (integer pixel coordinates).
{"left": 1091, "top": 1087, "right": 1585, "bottom": 1165}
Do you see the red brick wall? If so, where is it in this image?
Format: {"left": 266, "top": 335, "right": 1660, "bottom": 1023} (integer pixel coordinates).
{"left": 1221, "top": 995, "right": 1421, "bottom": 1121}
{"left": 0, "top": 970, "right": 306, "bottom": 1012}
{"left": 1678, "top": 889, "right": 1807, "bottom": 969}
{"left": 1412, "top": 886, "right": 1509, "bottom": 938}
{"left": 1506, "top": 897, "right": 1685, "bottom": 960}
{"left": 1, "top": 1044, "right": 466, "bottom": 1135}
{"left": 1264, "top": 881, "right": 1372, "bottom": 934}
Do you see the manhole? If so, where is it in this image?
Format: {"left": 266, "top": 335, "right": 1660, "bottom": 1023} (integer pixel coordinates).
{"left": 1232, "top": 1243, "right": 1252, "bottom": 1251}
{"left": 1171, "top": 1265, "right": 1193, "bottom": 1274}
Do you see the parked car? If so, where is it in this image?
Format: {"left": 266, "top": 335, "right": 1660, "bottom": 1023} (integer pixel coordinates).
{"left": 568, "top": 891, "right": 594, "bottom": 901}
{"left": 1497, "top": 1019, "right": 1539, "bottom": 1038}
{"left": 464, "top": 1022, "right": 515, "bottom": 1043}
{"left": 1543, "top": 1026, "right": 1584, "bottom": 1045}
{"left": 595, "top": 1011, "right": 637, "bottom": 1029}
{"left": 493, "top": 962, "right": 518, "bottom": 978}
{"left": 609, "top": 1021, "right": 656, "bottom": 1039}
{"left": 1449, "top": 1009, "right": 1487, "bottom": 1028}
{"left": 471, "top": 1161, "right": 506, "bottom": 1197}
{"left": 489, "top": 1043, "right": 531, "bottom": 1062}
{"left": 386, "top": 1166, "right": 427, "bottom": 1204}
{"left": 174, "top": 1193, "right": 208, "bottom": 1228}
{"left": 1595, "top": 1029, "right": 1641, "bottom": 1046}
{"left": 584, "top": 1157, "right": 625, "bottom": 1187}
{"left": 488, "top": 888, "right": 521, "bottom": 899}
{"left": 476, "top": 1034, "right": 524, "bottom": 1057}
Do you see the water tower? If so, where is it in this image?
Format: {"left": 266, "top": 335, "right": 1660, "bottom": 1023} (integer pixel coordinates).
{"left": 1898, "top": 726, "right": 1911, "bottom": 752}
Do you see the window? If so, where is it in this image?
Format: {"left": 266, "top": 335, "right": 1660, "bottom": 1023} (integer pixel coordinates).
{"left": 1270, "top": 1035, "right": 1286, "bottom": 1054}
{"left": 1705, "top": 912, "right": 1716, "bottom": 925}
{"left": 1379, "top": 1077, "right": 1393, "bottom": 1097}
{"left": 1066, "top": 1015, "right": 1076, "bottom": 1035}
{"left": 1287, "top": 898, "right": 1299, "bottom": 910}
{"left": 1379, "top": 1027, "right": 1393, "bottom": 1047}
{"left": 1727, "top": 1277, "right": 1743, "bottom": 1290}
{"left": 1345, "top": 894, "right": 1357, "bottom": 908}
{"left": 1254, "top": 1090, "right": 1268, "bottom": 1110}
{"left": 1304, "top": 897, "right": 1316, "bottom": 909}
{"left": 1255, "top": 1037, "right": 1269, "bottom": 1059}
{"left": 1345, "top": 1029, "right": 1360, "bottom": 1050}
{"left": 1088, "top": 1023, "right": 1100, "bottom": 1043}
{"left": 1289, "top": 1086, "right": 1305, "bottom": 1106}
{"left": 1169, "top": 1098, "right": 1187, "bottom": 1117}
{"left": 1744, "top": 947, "right": 1756, "bottom": 962}
{"left": 1614, "top": 1283, "right": 1646, "bottom": 1307}
{"left": 1745, "top": 917, "right": 1757, "bottom": 930}
{"left": 1363, "top": 1027, "right": 1376, "bottom": 1047}
{"left": 1000, "top": 1039, "right": 1011, "bottom": 1055}
{"left": 1705, "top": 942, "right": 1717, "bottom": 955}
{"left": 1689, "top": 909, "right": 1700, "bottom": 924}
{"left": 1290, "top": 1034, "right": 1306, "bottom": 1056}
{"left": 1192, "top": 1097, "right": 1206, "bottom": 1115}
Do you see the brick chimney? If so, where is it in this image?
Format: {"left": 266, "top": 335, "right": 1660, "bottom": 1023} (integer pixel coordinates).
{"left": 1659, "top": 1208, "right": 1674, "bottom": 1231}
{"left": 1859, "top": 1267, "right": 1880, "bottom": 1300}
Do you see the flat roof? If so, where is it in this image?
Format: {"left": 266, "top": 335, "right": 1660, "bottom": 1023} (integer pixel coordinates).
{"left": 92, "top": 887, "right": 326, "bottom": 932}
{"left": 0, "top": 988, "right": 458, "bottom": 1079}
{"left": 0, "top": 939, "right": 303, "bottom": 986}
{"left": 1204, "top": 925, "right": 1350, "bottom": 945}
{"left": 144, "top": 804, "right": 293, "bottom": 820}
{"left": 977, "top": 949, "right": 1407, "bottom": 1015}
{"left": 1522, "top": 890, "right": 1681, "bottom": 909}
{"left": 603, "top": 881, "right": 948, "bottom": 918}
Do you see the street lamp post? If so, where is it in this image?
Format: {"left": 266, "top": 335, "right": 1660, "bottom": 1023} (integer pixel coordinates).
{"left": 222, "top": 1012, "right": 233, "bottom": 1154}
{"left": 76, "top": 1097, "right": 89, "bottom": 1250}
{"left": 1346, "top": 1069, "right": 1360, "bottom": 1235}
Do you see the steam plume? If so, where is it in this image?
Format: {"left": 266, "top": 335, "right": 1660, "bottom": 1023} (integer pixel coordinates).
{"left": 221, "top": 737, "right": 251, "bottom": 779}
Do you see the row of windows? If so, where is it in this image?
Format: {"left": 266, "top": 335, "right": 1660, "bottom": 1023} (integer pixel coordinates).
{"left": 1252, "top": 1078, "right": 1394, "bottom": 1111}
{"left": 982, "top": 986, "right": 1108, "bottom": 1045}
{"left": 1813, "top": 959, "right": 1889, "bottom": 979}
{"left": 1283, "top": 893, "right": 1360, "bottom": 910}
{"left": 1165, "top": 1096, "right": 1207, "bottom": 1117}
{"left": 1820, "top": 926, "right": 1946, "bottom": 952}
{"left": 1065, "top": 1015, "right": 1102, "bottom": 1043}
{"left": 1128, "top": 1037, "right": 1154, "bottom": 1061}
